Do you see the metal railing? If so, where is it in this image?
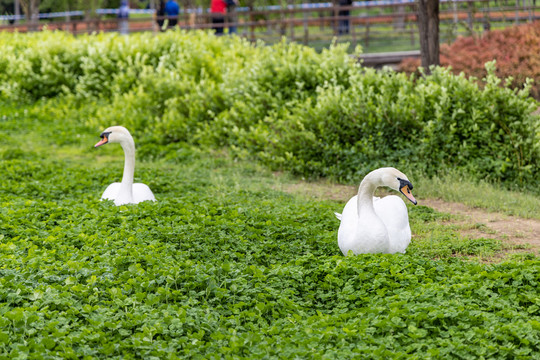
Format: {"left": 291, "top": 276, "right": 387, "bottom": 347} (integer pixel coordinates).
{"left": 1, "top": 0, "right": 538, "bottom": 52}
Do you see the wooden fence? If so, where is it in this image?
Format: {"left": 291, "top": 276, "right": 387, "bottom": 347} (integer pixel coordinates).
{"left": 1, "top": 0, "right": 539, "bottom": 52}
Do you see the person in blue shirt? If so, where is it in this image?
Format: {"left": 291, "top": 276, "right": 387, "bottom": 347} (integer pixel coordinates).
{"left": 164, "top": 0, "right": 180, "bottom": 28}
{"left": 117, "top": 0, "right": 130, "bottom": 34}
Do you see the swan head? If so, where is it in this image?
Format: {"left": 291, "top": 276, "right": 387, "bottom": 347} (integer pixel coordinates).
{"left": 94, "top": 126, "right": 133, "bottom": 148}
{"left": 379, "top": 167, "right": 417, "bottom": 205}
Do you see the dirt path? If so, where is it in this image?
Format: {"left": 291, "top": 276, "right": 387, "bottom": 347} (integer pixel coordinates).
{"left": 279, "top": 181, "right": 540, "bottom": 254}
{"left": 420, "top": 199, "right": 540, "bottom": 253}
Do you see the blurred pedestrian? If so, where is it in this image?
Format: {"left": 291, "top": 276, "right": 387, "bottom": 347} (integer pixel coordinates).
{"left": 338, "top": 0, "right": 352, "bottom": 35}
{"left": 210, "top": 0, "right": 226, "bottom": 35}
{"left": 156, "top": 0, "right": 166, "bottom": 30}
{"left": 164, "top": 0, "right": 180, "bottom": 28}
{"left": 118, "top": 0, "right": 130, "bottom": 35}
{"left": 226, "top": 0, "right": 239, "bottom": 35}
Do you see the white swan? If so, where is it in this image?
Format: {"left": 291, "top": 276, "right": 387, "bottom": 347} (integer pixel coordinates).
{"left": 94, "top": 126, "right": 156, "bottom": 206}
{"left": 335, "top": 167, "right": 417, "bottom": 255}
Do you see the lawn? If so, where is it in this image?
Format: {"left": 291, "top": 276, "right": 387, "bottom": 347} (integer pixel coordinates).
{"left": 1, "top": 100, "right": 539, "bottom": 358}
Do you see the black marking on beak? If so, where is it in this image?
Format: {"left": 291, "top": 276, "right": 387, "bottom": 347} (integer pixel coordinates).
{"left": 94, "top": 131, "right": 111, "bottom": 148}
{"left": 398, "top": 177, "right": 413, "bottom": 191}
{"left": 397, "top": 177, "right": 417, "bottom": 205}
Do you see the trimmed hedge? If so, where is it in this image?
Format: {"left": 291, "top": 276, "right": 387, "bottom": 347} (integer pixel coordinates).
{"left": 1, "top": 30, "right": 538, "bottom": 187}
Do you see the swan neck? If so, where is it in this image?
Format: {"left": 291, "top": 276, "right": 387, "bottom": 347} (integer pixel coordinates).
{"left": 119, "top": 137, "right": 135, "bottom": 195}
{"left": 356, "top": 174, "right": 378, "bottom": 216}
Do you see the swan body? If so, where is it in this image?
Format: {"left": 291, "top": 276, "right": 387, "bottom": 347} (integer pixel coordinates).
{"left": 100, "top": 182, "right": 155, "bottom": 205}
{"left": 336, "top": 167, "right": 417, "bottom": 255}
{"left": 94, "top": 126, "right": 156, "bottom": 206}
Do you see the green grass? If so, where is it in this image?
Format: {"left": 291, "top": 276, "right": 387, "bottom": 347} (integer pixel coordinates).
{"left": 413, "top": 171, "right": 540, "bottom": 219}
{"left": 1, "top": 100, "right": 540, "bottom": 358}
{"left": 272, "top": 168, "right": 540, "bottom": 221}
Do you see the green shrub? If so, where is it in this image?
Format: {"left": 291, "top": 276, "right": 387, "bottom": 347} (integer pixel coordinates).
{"left": 0, "top": 31, "right": 537, "bottom": 188}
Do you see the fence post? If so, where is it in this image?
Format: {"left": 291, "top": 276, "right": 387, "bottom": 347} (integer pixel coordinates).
{"left": 303, "top": 7, "right": 309, "bottom": 45}
{"left": 452, "top": 0, "right": 458, "bottom": 38}
{"left": 410, "top": 21, "right": 415, "bottom": 46}
{"left": 280, "top": 6, "right": 286, "bottom": 36}
{"left": 289, "top": 9, "right": 295, "bottom": 41}
{"left": 483, "top": 0, "right": 491, "bottom": 33}
{"left": 351, "top": 12, "right": 356, "bottom": 48}
{"left": 250, "top": 8, "right": 255, "bottom": 42}
{"left": 334, "top": 4, "right": 338, "bottom": 35}
{"left": 265, "top": 10, "right": 271, "bottom": 35}
{"left": 365, "top": 19, "right": 370, "bottom": 48}
{"left": 190, "top": 13, "right": 196, "bottom": 30}
{"left": 467, "top": 1, "right": 474, "bottom": 34}
{"left": 14, "top": 0, "right": 20, "bottom": 24}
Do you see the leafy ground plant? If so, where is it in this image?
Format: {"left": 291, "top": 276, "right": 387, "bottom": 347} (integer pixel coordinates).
{"left": 0, "top": 102, "right": 539, "bottom": 359}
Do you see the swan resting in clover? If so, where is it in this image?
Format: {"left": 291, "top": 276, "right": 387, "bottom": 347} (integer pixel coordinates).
{"left": 94, "top": 126, "right": 156, "bottom": 206}
{"left": 335, "top": 167, "right": 417, "bottom": 255}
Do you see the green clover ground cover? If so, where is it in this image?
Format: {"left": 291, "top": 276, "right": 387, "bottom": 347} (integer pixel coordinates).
{"left": 1, "top": 102, "right": 540, "bottom": 359}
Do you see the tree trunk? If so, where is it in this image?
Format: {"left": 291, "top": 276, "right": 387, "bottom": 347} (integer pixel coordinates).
{"left": 14, "top": 0, "right": 21, "bottom": 24}
{"left": 417, "top": 0, "right": 440, "bottom": 74}
{"left": 19, "top": 0, "right": 40, "bottom": 31}
{"left": 65, "top": 0, "right": 71, "bottom": 23}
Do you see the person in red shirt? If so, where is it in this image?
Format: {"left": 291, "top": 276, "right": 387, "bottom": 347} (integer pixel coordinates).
{"left": 210, "top": 0, "right": 227, "bottom": 35}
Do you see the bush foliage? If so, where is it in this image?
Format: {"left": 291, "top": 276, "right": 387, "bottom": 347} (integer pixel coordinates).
{"left": 0, "top": 30, "right": 538, "bottom": 188}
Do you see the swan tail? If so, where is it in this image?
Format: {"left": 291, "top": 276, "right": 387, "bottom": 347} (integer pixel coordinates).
{"left": 334, "top": 212, "right": 342, "bottom": 221}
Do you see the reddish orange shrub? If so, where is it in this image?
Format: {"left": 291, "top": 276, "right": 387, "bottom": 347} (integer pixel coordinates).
{"left": 400, "top": 22, "right": 540, "bottom": 98}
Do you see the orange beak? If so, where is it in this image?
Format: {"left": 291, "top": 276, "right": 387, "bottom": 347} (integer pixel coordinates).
{"left": 94, "top": 136, "right": 108, "bottom": 148}
{"left": 400, "top": 185, "right": 417, "bottom": 205}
